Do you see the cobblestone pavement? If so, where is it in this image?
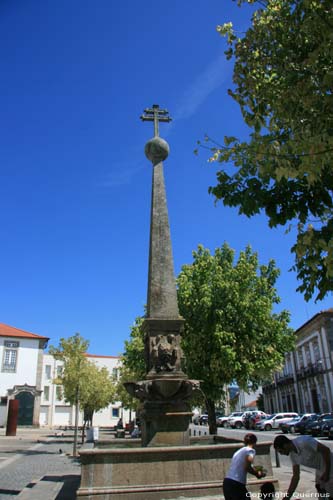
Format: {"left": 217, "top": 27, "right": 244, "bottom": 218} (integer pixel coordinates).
{"left": 0, "top": 429, "right": 80, "bottom": 499}
{"left": 0, "top": 427, "right": 323, "bottom": 499}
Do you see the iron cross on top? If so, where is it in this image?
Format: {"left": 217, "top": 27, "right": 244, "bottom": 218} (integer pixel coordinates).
{"left": 140, "top": 104, "right": 172, "bottom": 137}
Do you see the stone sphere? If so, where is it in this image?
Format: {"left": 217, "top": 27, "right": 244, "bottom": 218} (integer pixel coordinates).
{"left": 145, "top": 137, "right": 170, "bottom": 164}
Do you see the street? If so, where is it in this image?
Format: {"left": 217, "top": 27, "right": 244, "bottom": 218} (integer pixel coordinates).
{"left": 194, "top": 423, "right": 333, "bottom": 468}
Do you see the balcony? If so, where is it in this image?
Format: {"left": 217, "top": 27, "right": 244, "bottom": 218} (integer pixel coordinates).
{"left": 262, "top": 382, "right": 276, "bottom": 394}
{"left": 276, "top": 374, "right": 295, "bottom": 386}
{"left": 296, "top": 362, "right": 325, "bottom": 379}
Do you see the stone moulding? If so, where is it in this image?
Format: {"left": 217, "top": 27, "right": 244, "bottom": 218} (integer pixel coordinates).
{"left": 77, "top": 440, "right": 278, "bottom": 499}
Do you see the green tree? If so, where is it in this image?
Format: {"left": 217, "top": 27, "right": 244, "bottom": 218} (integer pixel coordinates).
{"left": 122, "top": 315, "right": 146, "bottom": 380}
{"left": 256, "top": 393, "right": 265, "bottom": 412}
{"left": 122, "top": 245, "right": 294, "bottom": 434}
{"left": 79, "top": 362, "right": 117, "bottom": 440}
{"left": 49, "top": 333, "right": 116, "bottom": 454}
{"left": 118, "top": 316, "right": 146, "bottom": 414}
{"left": 177, "top": 243, "right": 294, "bottom": 433}
{"left": 201, "top": 0, "right": 333, "bottom": 301}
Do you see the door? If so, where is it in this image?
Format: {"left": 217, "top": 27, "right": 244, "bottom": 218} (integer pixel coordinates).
{"left": 15, "top": 391, "right": 34, "bottom": 425}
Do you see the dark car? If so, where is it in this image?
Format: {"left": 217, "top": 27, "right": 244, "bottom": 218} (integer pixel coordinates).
{"left": 198, "top": 414, "right": 208, "bottom": 425}
{"left": 322, "top": 419, "right": 333, "bottom": 439}
{"left": 280, "top": 416, "right": 302, "bottom": 434}
{"left": 305, "top": 413, "right": 333, "bottom": 437}
{"left": 295, "top": 414, "right": 318, "bottom": 434}
{"left": 328, "top": 426, "right": 333, "bottom": 440}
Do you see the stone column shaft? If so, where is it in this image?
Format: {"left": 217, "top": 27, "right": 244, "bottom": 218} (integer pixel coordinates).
{"left": 147, "top": 162, "right": 179, "bottom": 319}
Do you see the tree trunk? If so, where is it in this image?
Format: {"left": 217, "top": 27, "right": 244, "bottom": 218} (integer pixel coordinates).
{"left": 73, "top": 386, "right": 80, "bottom": 456}
{"left": 206, "top": 398, "right": 217, "bottom": 435}
{"left": 81, "top": 421, "right": 86, "bottom": 444}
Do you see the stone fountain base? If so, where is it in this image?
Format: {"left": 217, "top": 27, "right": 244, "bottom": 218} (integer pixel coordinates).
{"left": 124, "top": 377, "right": 199, "bottom": 447}
{"left": 77, "top": 437, "right": 277, "bottom": 499}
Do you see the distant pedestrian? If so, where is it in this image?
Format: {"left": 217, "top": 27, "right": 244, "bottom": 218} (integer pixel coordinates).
{"left": 274, "top": 434, "right": 333, "bottom": 497}
{"left": 223, "top": 433, "right": 265, "bottom": 500}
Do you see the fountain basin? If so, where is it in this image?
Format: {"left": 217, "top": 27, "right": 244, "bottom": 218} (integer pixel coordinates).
{"left": 77, "top": 438, "right": 277, "bottom": 499}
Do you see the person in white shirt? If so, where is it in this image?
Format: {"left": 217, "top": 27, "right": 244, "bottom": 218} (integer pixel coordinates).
{"left": 223, "top": 433, "right": 265, "bottom": 500}
{"left": 274, "top": 434, "right": 333, "bottom": 498}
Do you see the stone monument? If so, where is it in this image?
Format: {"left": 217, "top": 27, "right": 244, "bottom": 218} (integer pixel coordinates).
{"left": 77, "top": 106, "right": 277, "bottom": 499}
{"left": 124, "top": 104, "right": 200, "bottom": 447}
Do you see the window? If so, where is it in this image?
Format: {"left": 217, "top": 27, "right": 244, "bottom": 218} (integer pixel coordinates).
{"left": 305, "top": 345, "right": 311, "bottom": 365}
{"left": 313, "top": 342, "right": 320, "bottom": 362}
{"left": 56, "top": 386, "right": 63, "bottom": 401}
{"left": 43, "top": 386, "right": 50, "bottom": 401}
{"left": 112, "top": 368, "right": 119, "bottom": 379}
{"left": 297, "top": 350, "right": 304, "bottom": 369}
{"left": 283, "top": 355, "right": 292, "bottom": 376}
{"left": 56, "top": 366, "right": 63, "bottom": 377}
{"left": 112, "top": 407, "right": 120, "bottom": 418}
{"left": 45, "top": 365, "right": 51, "bottom": 380}
{"left": 2, "top": 341, "right": 19, "bottom": 372}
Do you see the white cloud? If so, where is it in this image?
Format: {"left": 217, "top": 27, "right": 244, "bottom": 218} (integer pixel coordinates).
{"left": 173, "top": 53, "right": 230, "bottom": 122}
{"left": 100, "top": 161, "right": 145, "bottom": 187}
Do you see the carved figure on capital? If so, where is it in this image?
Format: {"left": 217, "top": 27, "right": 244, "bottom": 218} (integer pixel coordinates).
{"left": 149, "top": 334, "right": 182, "bottom": 373}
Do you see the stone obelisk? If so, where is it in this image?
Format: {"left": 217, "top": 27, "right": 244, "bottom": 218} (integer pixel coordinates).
{"left": 124, "top": 105, "right": 199, "bottom": 447}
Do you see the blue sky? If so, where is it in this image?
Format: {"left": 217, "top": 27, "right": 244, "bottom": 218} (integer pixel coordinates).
{"left": 1, "top": 0, "right": 331, "bottom": 355}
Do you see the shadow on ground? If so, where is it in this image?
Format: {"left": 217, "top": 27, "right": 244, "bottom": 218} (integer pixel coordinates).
{"left": 42, "top": 475, "right": 81, "bottom": 500}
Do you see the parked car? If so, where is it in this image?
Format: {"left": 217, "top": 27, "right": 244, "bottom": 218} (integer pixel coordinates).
{"left": 294, "top": 414, "right": 318, "bottom": 434}
{"left": 328, "top": 425, "right": 333, "bottom": 440}
{"left": 257, "top": 412, "right": 299, "bottom": 431}
{"left": 198, "top": 414, "right": 209, "bottom": 425}
{"left": 321, "top": 419, "right": 333, "bottom": 439}
{"left": 280, "top": 413, "right": 316, "bottom": 434}
{"left": 227, "top": 411, "right": 266, "bottom": 429}
{"left": 296, "top": 414, "right": 319, "bottom": 434}
{"left": 254, "top": 415, "right": 272, "bottom": 431}
{"left": 306, "top": 413, "right": 333, "bottom": 437}
{"left": 228, "top": 412, "right": 247, "bottom": 429}
{"left": 217, "top": 412, "right": 243, "bottom": 427}
{"left": 198, "top": 411, "right": 224, "bottom": 426}
{"left": 280, "top": 416, "right": 302, "bottom": 434}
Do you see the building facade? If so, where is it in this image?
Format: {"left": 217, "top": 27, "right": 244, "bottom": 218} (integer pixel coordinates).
{"left": 0, "top": 323, "right": 48, "bottom": 426}
{"left": 40, "top": 353, "right": 129, "bottom": 428}
{"left": 0, "top": 323, "right": 131, "bottom": 428}
{"left": 263, "top": 309, "right": 333, "bottom": 415}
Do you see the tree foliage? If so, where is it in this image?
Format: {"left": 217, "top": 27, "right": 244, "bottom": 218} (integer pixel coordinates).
{"left": 177, "top": 243, "right": 294, "bottom": 431}
{"left": 177, "top": 243, "right": 293, "bottom": 391}
{"left": 123, "top": 244, "right": 294, "bottom": 433}
{"left": 202, "top": 0, "right": 333, "bottom": 301}
{"left": 118, "top": 316, "right": 146, "bottom": 411}
{"left": 49, "top": 333, "right": 116, "bottom": 424}
{"left": 79, "top": 363, "right": 117, "bottom": 423}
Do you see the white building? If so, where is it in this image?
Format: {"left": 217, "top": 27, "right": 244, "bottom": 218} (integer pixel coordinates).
{"left": 263, "top": 309, "right": 333, "bottom": 414}
{"left": 40, "top": 353, "right": 129, "bottom": 428}
{"left": 0, "top": 322, "right": 131, "bottom": 428}
{"left": 0, "top": 323, "right": 48, "bottom": 426}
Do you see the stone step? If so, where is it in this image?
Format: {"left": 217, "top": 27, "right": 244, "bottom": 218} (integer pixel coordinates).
{"left": 17, "top": 479, "right": 64, "bottom": 499}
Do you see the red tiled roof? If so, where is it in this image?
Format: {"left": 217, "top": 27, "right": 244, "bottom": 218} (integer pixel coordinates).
{"left": 0, "top": 323, "right": 49, "bottom": 340}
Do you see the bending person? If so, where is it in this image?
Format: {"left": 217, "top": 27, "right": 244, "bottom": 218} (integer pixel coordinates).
{"left": 274, "top": 434, "right": 333, "bottom": 498}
